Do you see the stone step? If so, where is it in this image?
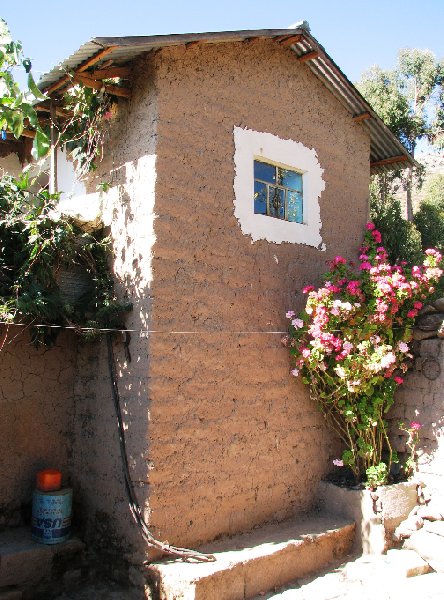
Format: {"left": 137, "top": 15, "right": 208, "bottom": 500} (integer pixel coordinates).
{"left": 147, "top": 512, "right": 355, "bottom": 600}
{"left": 0, "top": 527, "right": 85, "bottom": 598}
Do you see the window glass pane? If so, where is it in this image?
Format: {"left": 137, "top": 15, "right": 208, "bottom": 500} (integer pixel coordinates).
{"left": 287, "top": 190, "right": 303, "bottom": 223}
{"left": 268, "top": 186, "right": 285, "bottom": 220}
{"left": 254, "top": 181, "right": 267, "bottom": 214}
{"left": 280, "top": 168, "right": 302, "bottom": 191}
{"left": 254, "top": 160, "right": 276, "bottom": 184}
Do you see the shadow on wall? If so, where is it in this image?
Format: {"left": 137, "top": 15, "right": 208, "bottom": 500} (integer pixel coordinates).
{"left": 70, "top": 183, "right": 154, "bottom": 571}
{"left": 388, "top": 338, "right": 444, "bottom": 492}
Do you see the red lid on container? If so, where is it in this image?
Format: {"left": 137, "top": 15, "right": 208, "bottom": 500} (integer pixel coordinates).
{"left": 36, "top": 469, "right": 62, "bottom": 492}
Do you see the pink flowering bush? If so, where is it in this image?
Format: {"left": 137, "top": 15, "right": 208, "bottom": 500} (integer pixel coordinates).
{"left": 287, "top": 224, "right": 442, "bottom": 486}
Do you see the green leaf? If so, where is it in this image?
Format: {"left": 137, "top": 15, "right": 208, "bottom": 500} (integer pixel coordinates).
{"left": 32, "top": 129, "right": 50, "bottom": 159}
{"left": 10, "top": 110, "right": 24, "bottom": 138}
{"left": 27, "top": 73, "right": 45, "bottom": 100}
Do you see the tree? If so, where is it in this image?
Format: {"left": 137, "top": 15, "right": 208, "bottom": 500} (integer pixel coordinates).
{"left": 357, "top": 49, "right": 443, "bottom": 220}
{"left": 0, "top": 19, "right": 49, "bottom": 158}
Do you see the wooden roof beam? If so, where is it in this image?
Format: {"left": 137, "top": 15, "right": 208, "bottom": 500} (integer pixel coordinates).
{"left": 370, "top": 155, "right": 410, "bottom": 168}
{"left": 298, "top": 50, "right": 320, "bottom": 63}
{"left": 45, "top": 46, "right": 117, "bottom": 95}
{"left": 89, "top": 66, "right": 132, "bottom": 79}
{"left": 73, "top": 74, "right": 131, "bottom": 98}
{"left": 353, "top": 112, "right": 372, "bottom": 123}
{"left": 277, "top": 34, "right": 303, "bottom": 47}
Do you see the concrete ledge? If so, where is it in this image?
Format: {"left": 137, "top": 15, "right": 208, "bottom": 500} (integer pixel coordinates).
{"left": 317, "top": 480, "right": 417, "bottom": 553}
{"left": 147, "top": 513, "right": 355, "bottom": 600}
{"left": 0, "top": 528, "right": 85, "bottom": 595}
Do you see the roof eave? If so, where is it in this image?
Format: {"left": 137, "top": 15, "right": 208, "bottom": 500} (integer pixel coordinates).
{"left": 36, "top": 27, "right": 414, "bottom": 172}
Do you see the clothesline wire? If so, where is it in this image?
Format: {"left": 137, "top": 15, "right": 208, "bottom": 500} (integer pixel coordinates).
{"left": 0, "top": 321, "right": 288, "bottom": 335}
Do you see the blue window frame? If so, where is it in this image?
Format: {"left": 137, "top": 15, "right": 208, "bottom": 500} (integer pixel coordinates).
{"left": 254, "top": 159, "right": 303, "bottom": 223}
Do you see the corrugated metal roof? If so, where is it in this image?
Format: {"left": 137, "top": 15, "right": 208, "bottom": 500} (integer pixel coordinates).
{"left": 38, "top": 27, "right": 414, "bottom": 173}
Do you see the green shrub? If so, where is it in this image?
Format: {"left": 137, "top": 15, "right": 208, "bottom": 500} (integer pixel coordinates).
{"left": 370, "top": 195, "right": 422, "bottom": 266}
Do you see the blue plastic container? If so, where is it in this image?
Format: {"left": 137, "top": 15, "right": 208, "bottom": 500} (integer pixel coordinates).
{"left": 31, "top": 488, "right": 72, "bottom": 544}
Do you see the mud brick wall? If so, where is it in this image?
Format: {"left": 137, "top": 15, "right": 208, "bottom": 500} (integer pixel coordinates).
{"left": 389, "top": 339, "right": 444, "bottom": 495}
{"left": 69, "top": 58, "right": 158, "bottom": 564}
{"left": 0, "top": 332, "right": 77, "bottom": 527}
{"left": 146, "top": 39, "right": 370, "bottom": 547}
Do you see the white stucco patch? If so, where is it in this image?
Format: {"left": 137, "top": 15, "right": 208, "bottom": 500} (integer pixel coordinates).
{"left": 233, "top": 126, "right": 325, "bottom": 248}
{"left": 57, "top": 149, "right": 87, "bottom": 200}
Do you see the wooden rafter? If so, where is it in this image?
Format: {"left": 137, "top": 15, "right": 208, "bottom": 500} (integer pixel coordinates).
{"left": 370, "top": 155, "right": 410, "bottom": 168}
{"left": 44, "top": 46, "right": 117, "bottom": 95}
{"left": 35, "top": 104, "right": 72, "bottom": 118}
{"left": 73, "top": 74, "right": 131, "bottom": 98}
{"left": 275, "top": 34, "right": 303, "bottom": 47}
{"left": 353, "top": 112, "right": 372, "bottom": 123}
{"left": 89, "top": 67, "right": 132, "bottom": 79}
{"left": 298, "top": 50, "right": 319, "bottom": 63}
{"left": 77, "top": 46, "right": 117, "bottom": 73}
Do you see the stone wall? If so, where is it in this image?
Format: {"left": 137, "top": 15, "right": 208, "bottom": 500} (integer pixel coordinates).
{"left": 0, "top": 331, "right": 77, "bottom": 527}
{"left": 389, "top": 337, "right": 444, "bottom": 495}
{"left": 145, "top": 38, "right": 370, "bottom": 548}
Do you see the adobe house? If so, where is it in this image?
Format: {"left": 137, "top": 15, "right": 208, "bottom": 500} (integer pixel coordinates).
{"left": 0, "top": 24, "right": 414, "bottom": 593}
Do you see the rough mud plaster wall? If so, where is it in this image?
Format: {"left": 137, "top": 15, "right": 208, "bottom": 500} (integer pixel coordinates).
{"left": 147, "top": 39, "right": 370, "bottom": 547}
{"left": 70, "top": 58, "right": 157, "bottom": 562}
{"left": 0, "top": 151, "right": 22, "bottom": 177}
{"left": 388, "top": 339, "right": 444, "bottom": 495}
{"left": 0, "top": 332, "right": 76, "bottom": 527}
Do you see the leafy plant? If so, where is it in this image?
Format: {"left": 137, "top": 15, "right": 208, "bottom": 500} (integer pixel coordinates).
{"left": 399, "top": 421, "right": 422, "bottom": 478}
{"left": 357, "top": 49, "right": 443, "bottom": 219}
{"left": 286, "top": 224, "right": 442, "bottom": 485}
{"left": 0, "top": 174, "right": 131, "bottom": 345}
{"left": 370, "top": 193, "right": 423, "bottom": 266}
{"left": 59, "top": 84, "right": 113, "bottom": 179}
{"left": 0, "top": 19, "right": 49, "bottom": 158}
{"left": 366, "top": 462, "right": 389, "bottom": 489}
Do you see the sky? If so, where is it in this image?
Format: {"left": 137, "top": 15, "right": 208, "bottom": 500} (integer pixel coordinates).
{"left": 2, "top": 0, "right": 443, "bottom": 86}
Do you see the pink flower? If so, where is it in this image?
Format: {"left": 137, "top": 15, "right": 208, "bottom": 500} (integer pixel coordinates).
{"left": 292, "top": 318, "right": 304, "bottom": 329}
{"left": 333, "top": 459, "right": 344, "bottom": 467}
{"left": 302, "top": 348, "right": 311, "bottom": 358}
{"left": 372, "top": 230, "right": 382, "bottom": 244}
{"left": 366, "top": 222, "right": 376, "bottom": 231}
{"left": 291, "top": 368, "right": 299, "bottom": 377}
{"left": 302, "top": 285, "right": 315, "bottom": 294}
{"left": 413, "top": 302, "right": 423, "bottom": 310}
{"left": 407, "top": 310, "right": 417, "bottom": 319}
{"left": 410, "top": 421, "right": 422, "bottom": 430}
{"left": 398, "top": 342, "right": 409, "bottom": 353}
{"left": 394, "top": 376, "right": 404, "bottom": 385}
{"left": 380, "top": 352, "right": 396, "bottom": 369}
{"left": 103, "top": 111, "right": 113, "bottom": 120}
{"left": 286, "top": 310, "right": 295, "bottom": 319}
{"left": 360, "top": 262, "right": 372, "bottom": 271}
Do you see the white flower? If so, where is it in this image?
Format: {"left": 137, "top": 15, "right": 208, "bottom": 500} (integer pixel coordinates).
{"left": 291, "top": 368, "right": 299, "bottom": 377}
{"left": 334, "top": 366, "right": 346, "bottom": 379}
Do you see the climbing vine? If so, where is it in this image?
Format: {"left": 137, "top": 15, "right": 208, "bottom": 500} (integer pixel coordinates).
{"left": 0, "top": 174, "right": 131, "bottom": 345}
{"left": 0, "top": 19, "right": 130, "bottom": 345}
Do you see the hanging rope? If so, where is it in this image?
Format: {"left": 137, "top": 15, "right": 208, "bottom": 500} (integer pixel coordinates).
{"left": 106, "top": 332, "right": 215, "bottom": 563}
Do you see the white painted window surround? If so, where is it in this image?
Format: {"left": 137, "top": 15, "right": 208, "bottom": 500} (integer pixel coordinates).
{"left": 233, "top": 126, "right": 326, "bottom": 249}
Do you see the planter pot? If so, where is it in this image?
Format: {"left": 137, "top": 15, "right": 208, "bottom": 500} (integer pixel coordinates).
{"left": 317, "top": 480, "right": 418, "bottom": 554}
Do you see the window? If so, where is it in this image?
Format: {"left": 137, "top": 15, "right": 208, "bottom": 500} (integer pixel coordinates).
{"left": 233, "top": 127, "right": 325, "bottom": 248}
{"left": 254, "top": 160, "right": 303, "bottom": 223}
